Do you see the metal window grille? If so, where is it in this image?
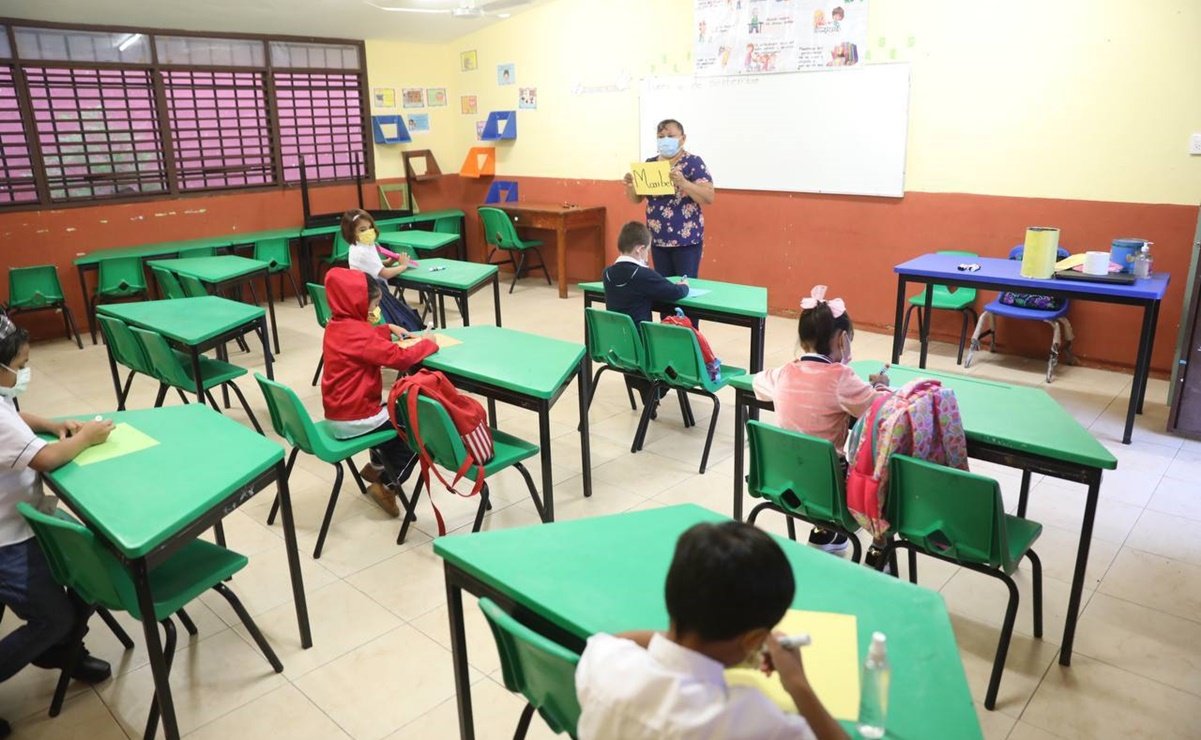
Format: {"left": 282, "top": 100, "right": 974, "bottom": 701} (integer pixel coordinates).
{"left": 275, "top": 70, "right": 366, "bottom": 184}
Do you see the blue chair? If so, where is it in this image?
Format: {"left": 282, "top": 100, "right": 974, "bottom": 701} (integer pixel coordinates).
{"left": 965, "top": 245, "right": 1075, "bottom": 383}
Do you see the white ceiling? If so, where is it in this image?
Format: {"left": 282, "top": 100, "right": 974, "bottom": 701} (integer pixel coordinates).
{"left": 0, "top": 0, "right": 550, "bottom": 44}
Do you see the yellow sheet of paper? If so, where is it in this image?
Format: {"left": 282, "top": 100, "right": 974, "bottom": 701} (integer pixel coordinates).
{"left": 630, "top": 160, "right": 674, "bottom": 196}
{"left": 1055, "top": 253, "right": 1086, "bottom": 271}
{"left": 72, "top": 423, "right": 160, "bottom": 467}
{"left": 725, "top": 609, "right": 861, "bottom": 722}
{"left": 397, "top": 333, "right": 462, "bottom": 350}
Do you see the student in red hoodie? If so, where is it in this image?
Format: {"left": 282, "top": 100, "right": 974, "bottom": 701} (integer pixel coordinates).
{"left": 322, "top": 268, "right": 438, "bottom": 517}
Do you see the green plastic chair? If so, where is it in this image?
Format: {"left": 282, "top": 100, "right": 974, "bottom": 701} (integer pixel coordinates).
{"left": 254, "top": 374, "right": 402, "bottom": 559}
{"left": 88, "top": 257, "right": 148, "bottom": 344}
{"left": 478, "top": 206, "right": 550, "bottom": 294}
{"left": 176, "top": 245, "right": 214, "bottom": 258}
{"left": 96, "top": 314, "right": 174, "bottom": 410}
{"left": 6, "top": 265, "right": 83, "bottom": 349}
{"left": 479, "top": 597, "right": 582, "bottom": 739}
{"left": 18, "top": 503, "right": 281, "bottom": 733}
{"left": 432, "top": 215, "right": 463, "bottom": 258}
{"left": 881, "top": 455, "right": 1043, "bottom": 710}
{"left": 745, "top": 420, "right": 863, "bottom": 563}
{"left": 584, "top": 307, "right": 648, "bottom": 410}
{"left": 321, "top": 232, "right": 351, "bottom": 276}
{"left": 254, "top": 237, "right": 304, "bottom": 308}
{"left": 307, "top": 282, "right": 331, "bottom": 387}
{"left": 130, "top": 326, "right": 263, "bottom": 434}
{"left": 393, "top": 392, "right": 542, "bottom": 544}
{"left": 901, "top": 250, "right": 979, "bottom": 365}
{"left": 639, "top": 321, "right": 746, "bottom": 474}
{"left": 151, "top": 266, "right": 187, "bottom": 301}
{"left": 177, "top": 273, "right": 209, "bottom": 298}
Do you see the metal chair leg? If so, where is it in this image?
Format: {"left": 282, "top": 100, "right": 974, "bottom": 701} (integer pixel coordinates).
{"left": 284, "top": 271, "right": 305, "bottom": 308}
{"left": 630, "top": 384, "right": 658, "bottom": 453}
{"left": 97, "top": 606, "right": 135, "bottom": 649}
{"left": 785, "top": 518, "right": 797, "bottom": 541}
{"left": 311, "top": 354, "right": 324, "bottom": 387}
{"left": 175, "top": 607, "right": 199, "bottom": 636}
{"left": 908, "top": 548, "right": 919, "bottom": 584}
{"left": 471, "top": 484, "right": 491, "bottom": 533}
{"left": 513, "top": 461, "right": 546, "bottom": 522}
{"left": 313, "top": 461, "right": 345, "bottom": 559}
{"left": 1027, "top": 549, "right": 1044, "bottom": 638}
{"left": 698, "top": 391, "right": 720, "bottom": 474}
{"left": 513, "top": 702, "right": 536, "bottom": 740}
{"left": 984, "top": 571, "right": 1021, "bottom": 711}
{"left": 62, "top": 304, "right": 84, "bottom": 349}
{"left": 266, "top": 447, "right": 300, "bottom": 526}
{"left": 509, "top": 251, "right": 526, "bottom": 294}
{"left": 397, "top": 475, "right": 424, "bottom": 544}
{"left": 957, "top": 309, "right": 972, "bottom": 365}
{"left": 48, "top": 606, "right": 92, "bottom": 717}
{"left": 227, "top": 381, "right": 265, "bottom": 434}
{"left": 900, "top": 303, "right": 917, "bottom": 350}
{"left": 144, "top": 617, "right": 177, "bottom": 740}
{"left": 153, "top": 383, "right": 169, "bottom": 408}
{"left": 212, "top": 582, "right": 283, "bottom": 672}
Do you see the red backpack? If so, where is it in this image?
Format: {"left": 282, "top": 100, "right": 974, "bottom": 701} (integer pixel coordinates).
{"left": 387, "top": 369, "right": 494, "bottom": 536}
{"left": 662, "top": 310, "right": 721, "bottom": 380}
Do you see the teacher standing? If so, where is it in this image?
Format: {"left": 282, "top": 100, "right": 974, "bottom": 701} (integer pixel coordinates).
{"left": 623, "top": 118, "right": 716, "bottom": 280}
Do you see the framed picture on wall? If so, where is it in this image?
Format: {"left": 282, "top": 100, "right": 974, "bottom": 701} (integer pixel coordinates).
{"left": 519, "top": 87, "right": 537, "bottom": 110}
{"left": 427, "top": 88, "right": 448, "bottom": 107}
{"left": 497, "top": 63, "right": 515, "bottom": 86}
{"left": 402, "top": 88, "right": 425, "bottom": 108}
{"left": 460, "top": 49, "right": 478, "bottom": 71}
{"left": 406, "top": 113, "right": 430, "bottom": 134}
{"left": 372, "top": 87, "right": 395, "bottom": 108}
{"left": 461, "top": 95, "right": 478, "bottom": 114}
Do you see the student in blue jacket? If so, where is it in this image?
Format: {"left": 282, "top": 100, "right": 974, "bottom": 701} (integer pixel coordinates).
{"left": 602, "top": 221, "right": 689, "bottom": 325}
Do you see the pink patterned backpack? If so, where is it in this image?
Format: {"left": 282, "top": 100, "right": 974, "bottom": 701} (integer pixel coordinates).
{"left": 845, "top": 379, "right": 969, "bottom": 538}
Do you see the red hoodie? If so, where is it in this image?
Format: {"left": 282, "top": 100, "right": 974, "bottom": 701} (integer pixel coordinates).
{"left": 322, "top": 267, "right": 438, "bottom": 422}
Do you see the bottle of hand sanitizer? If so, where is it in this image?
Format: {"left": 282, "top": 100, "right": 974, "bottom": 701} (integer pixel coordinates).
{"left": 1134, "top": 242, "right": 1153, "bottom": 279}
{"left": 858, "top": 632, "right": 890, "bottom": 739}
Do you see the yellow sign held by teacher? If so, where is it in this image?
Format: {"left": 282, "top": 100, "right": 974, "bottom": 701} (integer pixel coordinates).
{"left": 630, "top": 160, "right": 675, "bottom": 196}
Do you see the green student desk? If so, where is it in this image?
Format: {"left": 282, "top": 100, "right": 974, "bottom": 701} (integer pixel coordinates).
{"left": 421, "top": 325, "right": 590, "bottom": 521}
{"left": 435, "top": 504, "right": 981, "bottom": 740}
{"left": 96, "top": 297, "right": 272, "bottom": 410}
{"left": 377, "top": 229, "right": 460, "bottom": 257}
{"left": 298, "top": 215, "right": 415, "bottom": 285}
{"left": 388, "top": 258, "right": 501, "bottom": 329}
{"left": 729, "top": 362, "right": 1117, "bottom": 668}
{"left": 148, "top": 255, "right": 281, "bottom": 355}
{"left": 579, "top": 276, "right": 769, "bottom": 372}
{"left": 42, "top": 404, "right": 311, "bottom": 740}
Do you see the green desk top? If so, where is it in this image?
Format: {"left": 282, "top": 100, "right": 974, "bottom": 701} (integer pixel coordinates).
{"left": 435, "top": 504, "right": 980, "bottom": 740}
{"left": 148, "top": 256, "right": 269, "bottom": 283}
{"left": 378, "top": 231, "right": 460, "bottom": 252}
{"left": 579, "top": 276, "right": 767, "bottom": 319}
{"left": 96, "top": 296, "right": 264, "bottom": 346}
{"left": 421, "top": 325, "right": 583, "bottom": 400}
{"left": 301, "top": 215, "right": 410, "bottom": 238}
{"left": 406, "top": 208, "right": 465, "bottom": 221}
{"left": 45, "top": 405, "right": 283, "bottom": 559}
{"left": 74, "top": 231, "right": 300, "bottom": 266}
{"left": 393, "top": 258, "right": 497, "bottom": 290}
{"left": 226, "top": 227, "right": 301, "bottom": 244}
{"left": 731, "top": 362, "right": 1117, "bottom": 470}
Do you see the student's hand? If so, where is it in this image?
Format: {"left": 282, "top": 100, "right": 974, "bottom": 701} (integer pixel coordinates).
{"left": 762, "top": 632, "right": 811, "bottom": 692}
{"left": 388, "top": 324, "right": 409, "bottom": 340}
{"left": 56, "top": 419, "right": 83, "bottom": 440}
{"left": 869, "top": 363, "right": 891, "bottom": 388}
{"left": 78, "top": 420, "right": 115, "bottom": 447}
{"left": 397, "top": 252, "right": 410, "bottom": 269}
{"left": 677, "top": 276, "right": 689, "bottom": 285}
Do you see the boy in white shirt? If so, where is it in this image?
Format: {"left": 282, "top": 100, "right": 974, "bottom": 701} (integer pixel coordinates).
{"left": 575, "top": 521, "right": 846, "bottom": 740}
{"left": 0, "top": 315, "right": 115, "bottom": 738}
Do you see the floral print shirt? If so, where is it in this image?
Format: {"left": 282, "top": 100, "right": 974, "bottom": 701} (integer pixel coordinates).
{"left": 644, "top": 153, "right": 712, "bottom": 248}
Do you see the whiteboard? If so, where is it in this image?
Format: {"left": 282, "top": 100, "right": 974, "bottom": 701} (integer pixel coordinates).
{"left": 639, "top": 65, "right": 910, "bottom": 198}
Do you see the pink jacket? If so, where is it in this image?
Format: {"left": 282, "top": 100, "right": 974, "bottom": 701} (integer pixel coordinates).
{"left": 752, "top": 359, "right": 888, "bottom": 454}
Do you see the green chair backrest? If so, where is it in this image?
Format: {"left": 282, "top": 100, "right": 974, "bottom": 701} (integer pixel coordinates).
{"left": 129, "top": 326, "right": 193, "bottom": 389}
{"left": 8, "top": 265, "right": 65, "bottom": 308}
{"left": 17, "top": 503, "right": 135, "bottom": 614}
{"left": 97, "top": 257, "right": 147, "bottom": 296}
{"left": 479, "top": 597, "right": 581, "bottom": 737}
{"left": 330, "top": 232, "right": 351, "bottom": 262}
{"left": 253, "top": 373, "right": 323, "bottom": 455}
{"left": 746, "top": 420, "right": 859, "bottom": 531}
{"left": 253, "top": 238, "right": 292, "bottom": 270}
{"left": 97, "top": 315, "right": 153, "bottom": 375}
{"left": 478, "top": 207, "right": 523, "bottom": 250}
{"left": 306, "top": 283, "right": 331, "bottom": 328}
{"left": 432, "top": 216, "right": 461, "bottom": 235}
{"left": 641, "top": 320, "right": 710, "bottom": 390}
{"left": 178, "top": 274, "right": 210, "bottom": 298}
{"left": 177, "top": 246, "right": 214, "bottom": 258}
{"left": 932, "top": 250, "right": 977, "bottom": 302}
{"left": 584, "top": 308, "right": 645, "bottom": 373}
{"left": 888, "top": 455, "right": 1013, "bottom": 571}
{"left": 394, "top": 391, "right": 468, "bottom": 470}
{"left": 151, "top": 266, "right": 187, "bottom": 300}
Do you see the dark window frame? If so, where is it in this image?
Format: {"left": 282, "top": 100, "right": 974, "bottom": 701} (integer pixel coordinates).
{"left": 0, "top": 17, "right": 373, "bottom": 212}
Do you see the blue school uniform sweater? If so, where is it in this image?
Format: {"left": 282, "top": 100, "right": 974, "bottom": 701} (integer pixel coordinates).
{"left": 602, "top": 260, "right": 690, "bottom": 325}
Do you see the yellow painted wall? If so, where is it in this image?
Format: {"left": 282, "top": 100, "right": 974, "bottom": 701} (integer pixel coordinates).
{"left": 368, "top": 0, "right": 1201, "bottom": 206}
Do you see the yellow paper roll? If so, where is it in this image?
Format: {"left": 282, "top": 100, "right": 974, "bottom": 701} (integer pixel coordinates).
{"left": 1022, "top": 227, "right": 1060, "bottom": 279}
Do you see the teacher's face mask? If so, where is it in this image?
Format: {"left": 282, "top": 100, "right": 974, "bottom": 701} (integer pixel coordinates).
{"left": 657, "top": 136, "right": 681, "bottom": 158}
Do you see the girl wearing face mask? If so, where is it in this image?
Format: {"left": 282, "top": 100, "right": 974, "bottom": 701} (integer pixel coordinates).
{"left": 752, "top": 286, "right": 889, "bottom": 556}
{"left": 0, "top": 315, "right": 116, "bottom": 716}
{"left": 622, "top": 119, "right": 715, "bottom": 288}
{"left": 341, "top": 209, "right": 424, "bottom": 332}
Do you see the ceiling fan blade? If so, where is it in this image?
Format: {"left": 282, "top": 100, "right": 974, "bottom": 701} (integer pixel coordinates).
{"left": 364, "top": 2, "right": 450, "bottom": 13}
{"left": 480, "top": 0, "right": 532, "bottom": 11}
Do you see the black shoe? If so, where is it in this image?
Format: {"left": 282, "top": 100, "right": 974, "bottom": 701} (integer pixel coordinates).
{"left": 865, "top": 546, "right": 893, "bottom": 575}
{"left": 32, "top": 646, "right": 112, "bottom": 684}
{"left": 0, "top": 718, "right": 10, "bottom": 738}
{"left": 808, "top": 528, "right": 850, "bottom": 554}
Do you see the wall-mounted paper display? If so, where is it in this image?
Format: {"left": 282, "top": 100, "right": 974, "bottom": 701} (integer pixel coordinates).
{"left": 402, "top": 88, "right": 424, "bottom": 108}
{"left": 372, "top": 87, "right": 395, "bottom": 108}
{"left": 480, "top": 111, "right": 517, "bottom": 141}
{"left": 460, "top": 49, "right": 477, "bottom": 71}
{"left": 427, "top": 88, "right": 447, "bottom": 107}
{"left": 519, "top": 87, "right": 537, "bottom": 110}
{"left": 461, "top": 95, "right": 478, "bottom": 115}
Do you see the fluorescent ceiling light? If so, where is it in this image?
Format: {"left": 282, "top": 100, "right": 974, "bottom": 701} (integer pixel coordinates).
{"left": 116, "top": 33, "right": 143, "bottom": 52}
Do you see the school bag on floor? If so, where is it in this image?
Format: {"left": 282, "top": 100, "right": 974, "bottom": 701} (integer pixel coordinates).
{"left": 662, "top": 308, "right": 722, "bottom": 380}
{"left": 845, "top": 379, "right": 970, "bottom": 538}
{"left": 387, "top": 369, "right": 494, "bottom": 535}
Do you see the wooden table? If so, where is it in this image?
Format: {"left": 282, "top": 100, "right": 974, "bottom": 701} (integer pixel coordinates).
{"left": 496, "top": 203, "right": 606, "bottom": 299}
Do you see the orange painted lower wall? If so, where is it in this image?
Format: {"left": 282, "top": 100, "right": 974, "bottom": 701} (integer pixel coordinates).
{"left": 1, "top": 175, "right": 1194, "bottom": 375}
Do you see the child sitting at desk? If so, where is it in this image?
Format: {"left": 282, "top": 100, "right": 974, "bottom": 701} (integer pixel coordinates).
{"left": 341, "top": 208, "right": 424, "bottom": 331}
{"left": 602, "top": 221, "right": 689, "bottom": 325}
{"left": 322, "top": 268, "right": 438, "bottom": 517}
{"left": 0, "top": 315, "right": 114, "bottom": 738}
{"left": 752, "top": 286, "right": 889, "bottom": 559}
{"left": 575, "top": 520, "right": 845, "bottom": 740}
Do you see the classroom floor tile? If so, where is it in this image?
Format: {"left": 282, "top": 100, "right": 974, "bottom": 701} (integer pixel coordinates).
{"left": 7, "top": 280, "right": 1190, "bottom": 738}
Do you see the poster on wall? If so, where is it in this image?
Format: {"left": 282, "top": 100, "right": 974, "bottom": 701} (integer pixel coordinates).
{"left": 476, "top": 121, "right": 486, "bottom": 140}
{"left": 461, "top": 95, "right": 478, "bottom": 114}
{"left": 518, "top": 87, "right": 537, "bottom": 110}
{"left": 497, "top": 63, "right": 515, "bottom": 85}
{"left": 427, "top": 88, "right": 448, "bottom": 107}
{"left": 372, "top": 88, "right": 395, "bottom": 108}
{"left": 460, "top": 50, "right": 478, "bottom": 71}
{"left": 402, "top": 88, "right": 425, "bottom": 108}
{"left": 694, "top": 0, "right": 868, "bottom": 76}
{"left": 406, "top": 113, "right": 430, "bottom": 135}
